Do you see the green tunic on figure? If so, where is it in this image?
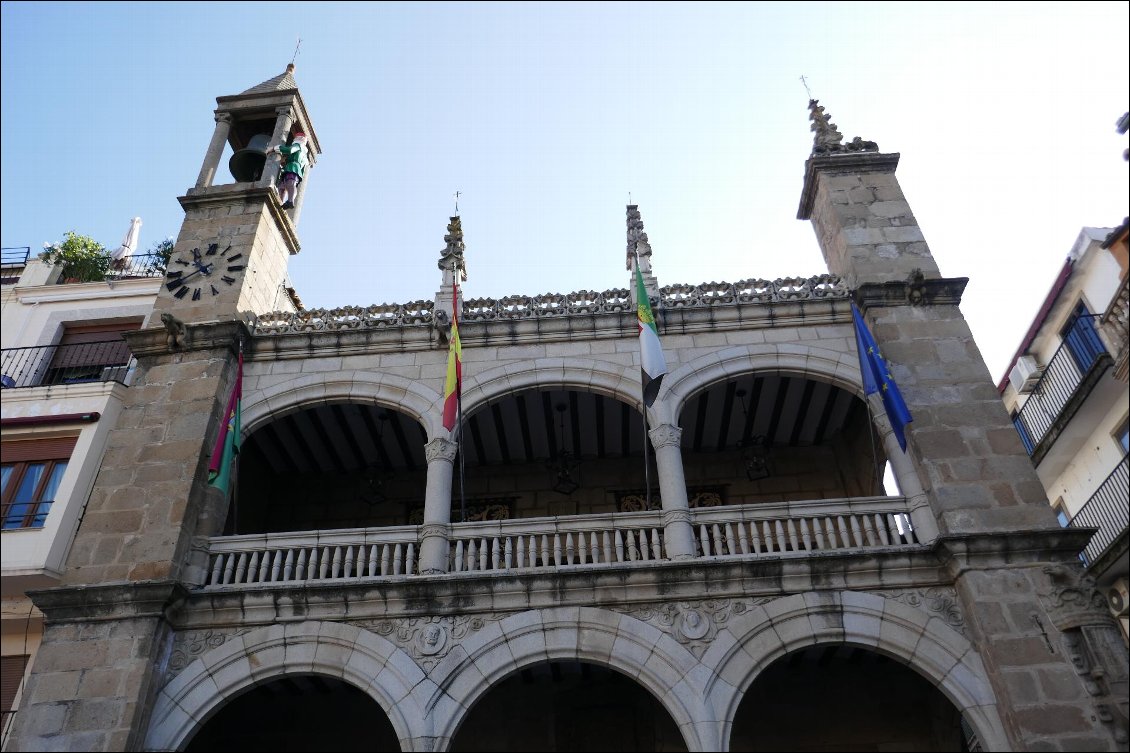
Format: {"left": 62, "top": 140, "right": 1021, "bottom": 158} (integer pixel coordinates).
{"left": 277, "top": 141, "right": 307, "bottom": 180}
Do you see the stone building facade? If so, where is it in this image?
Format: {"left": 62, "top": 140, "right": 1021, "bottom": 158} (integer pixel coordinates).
{"left": 2, "top": 73, "right": 1128, "bottom": 751}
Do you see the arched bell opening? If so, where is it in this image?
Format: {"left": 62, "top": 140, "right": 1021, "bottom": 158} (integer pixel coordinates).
{"left": 182, "top": 673, "right": 401, "bottom": 752}
{"left": 677, "top": 373, "right": 888, "bottom": 509}
{"left": 729, "top": 644, "right": 972, "bottom": 752}
{"left": 453, "top": 388, "right": 654, "bottom": 521}
{"left": 449, "top": 660, "right": 688, "bottom": 752}
{"left": 229, "top": 402, "right": 428, "bottom": 534}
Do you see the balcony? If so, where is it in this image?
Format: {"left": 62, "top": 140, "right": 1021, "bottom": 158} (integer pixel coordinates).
{"left": 1012, "top": 314, "right": 1111, "bottom": 463}
{"left": 1, "top": 246, "right": 30, "bottom": 285}
{"left": 1070, "top": 454, "right": 1129, "bottom": 568}
{"left": 1, "top": 341, "right": 135, "bottom": 389}
{"left": 199, "top": 496, "right": 921, "bottom": 589}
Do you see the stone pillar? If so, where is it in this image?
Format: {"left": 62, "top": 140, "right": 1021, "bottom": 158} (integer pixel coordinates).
{"left": 419, "top": 437, "right": 458, "bottom": 574}
{"left": 867, "top": 393, "right": 938, "bottom": 544}
{"left": 647, "top": 423, "right": 697, "bottom": 560}
{"left": 289, "top": 159, "right": 312, "bottom": 226}
{"left": 258, "top": 105, "right": 296, "bottom": 191}
{"left": 195, "top": 112, "right": 232, "bottom": 189}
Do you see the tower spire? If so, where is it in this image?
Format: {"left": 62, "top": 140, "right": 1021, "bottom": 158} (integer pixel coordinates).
{"left": 807, "top": 99, "right": 878, "bottom": 156}
{"left": 626, "top": 204, "right": 659, "bottom": 298}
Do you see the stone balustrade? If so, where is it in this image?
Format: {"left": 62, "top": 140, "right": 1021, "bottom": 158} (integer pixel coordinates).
{"left": 200, "top": 496, "right": 920, "bottom": 589}
{"left": 203, "top": 525, "right": 419, "bottom": 587}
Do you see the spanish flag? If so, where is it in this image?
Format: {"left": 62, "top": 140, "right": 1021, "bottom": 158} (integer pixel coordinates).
{"left": 442, "top": 283, "right": 462, "bottom": 432}
{"left": 208, "top": 349, "right": 242, "bottom": 495}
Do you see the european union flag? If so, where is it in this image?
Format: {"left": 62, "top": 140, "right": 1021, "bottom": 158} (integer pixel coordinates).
{"left": 852, "top": 303, "right": 913, "bottom": 451}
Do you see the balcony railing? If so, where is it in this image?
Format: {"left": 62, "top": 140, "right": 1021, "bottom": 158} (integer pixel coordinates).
{"left": 1, "top": 341, "right": 135, "bottom": 389}
{"left": 1012, "top": 315, "right": 1109, "bottom": 455}
{"left": 1070, "top": 455, "right": 1130, "bottom": 566}
{"left": 1, "top": 247, "right": 30, "bottom": 285}
{"left": 199, "top": 497, "right": 920, "bottom": 589}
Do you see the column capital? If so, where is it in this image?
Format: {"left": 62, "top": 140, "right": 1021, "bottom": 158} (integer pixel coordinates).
{"left": 214, "top": 111, "right": 233, "bottom": 124}
{"left": 425, "top": 437, "right": 458, "bottom": 464}
{"left": 275, "top": 104, "right": 297, "bottom": 119}
{"left": 648, "top": 423, "right": 683, "bottom": 449}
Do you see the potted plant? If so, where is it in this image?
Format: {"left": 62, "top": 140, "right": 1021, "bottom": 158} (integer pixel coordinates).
{"left": 40, "top": 231, "right": 111, "bottom": 283}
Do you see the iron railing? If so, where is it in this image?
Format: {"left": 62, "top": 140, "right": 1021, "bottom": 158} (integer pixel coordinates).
{"left": 1, "top": 247, "right": 30, "bottom": 265}
{"left": 105, "top": 252, "right": 167, "bottom": 280}
{"left": 1, "top": 340, "right": 135, "bottom": 389}
{"left": 1070, "top": 454, "right": 1129, "bottom": 566}
{"left": 1012, "top": 315, "right": 1108, "bottom": 454}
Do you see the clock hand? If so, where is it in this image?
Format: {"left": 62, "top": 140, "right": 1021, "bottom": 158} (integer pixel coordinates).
{"left": 166, "top": 262, "right": 214, "bottom": 290}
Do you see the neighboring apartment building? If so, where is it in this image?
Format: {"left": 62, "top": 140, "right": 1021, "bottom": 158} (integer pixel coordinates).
{"left": 0, "top": 249, "right": 161, "bottom": 741}
{"left": 1000, "top": 220, "right": 1130, "bottom": 644}
{"left": 1, "top": 69, "right": 1127, "bottom": 752}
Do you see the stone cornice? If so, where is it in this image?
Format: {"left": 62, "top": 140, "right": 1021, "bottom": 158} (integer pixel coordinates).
{"left": 26, "top": 581, "right": 188, "bottom": 625}
{"left": 854, "top": 277, "right": 968, "bottom": 308}
{"left": 214, "top": 89, "right": 320, "bottom": 156}
{"left": 934, "top": 528, "right": 1096, "bottom": 576}
{"left": 177, "top": 186, "right": 300, "bottom": 256}
{"left": 797, "top": 151, "right": 901, "bottom": 220}
{"left": 12, "top": 277, "right": 161, "bottom": 305}
{"left": 124, "top": 319, "right": 250, "bottom": 359}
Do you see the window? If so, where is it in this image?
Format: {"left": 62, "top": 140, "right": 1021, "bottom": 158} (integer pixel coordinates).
{"left": 44, "top": 320, "right": 140, "bottom": 386}
{"left": 1116, "top": 416, "right": 1129, "bottom": 456}
{"left": 1011, "top": 410, "right": 1035, "bottom": 455}
{"left": 1, "top": 654, "right": 30, "bottom": 734}
{"left": 0, "top": 437, "right": 76, "bottom": 529}
{"left": 1059, "top": 301, "right": 1106, "bottom": 373}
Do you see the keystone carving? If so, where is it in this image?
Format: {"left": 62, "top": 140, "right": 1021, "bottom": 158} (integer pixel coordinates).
{"left": 880, "top": 587, "right": 965, "bottom": 635}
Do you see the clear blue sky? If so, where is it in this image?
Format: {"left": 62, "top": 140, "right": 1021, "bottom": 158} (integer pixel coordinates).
{"left": 2, "top": 1, "right": 1127, "bottom": 381}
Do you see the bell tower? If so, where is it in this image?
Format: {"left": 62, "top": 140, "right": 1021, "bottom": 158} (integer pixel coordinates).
{"left": 2, "top": 68, "right": 321, "bottom": 751}
{"left": 154, "top": 63, "right": 320, "bottom": 325}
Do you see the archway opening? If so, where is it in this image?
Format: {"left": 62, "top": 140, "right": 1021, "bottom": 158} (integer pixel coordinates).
{"left": 232, "top": 402, "right": 427, "bottom": 533}
{"left": 450, "top": 660, "right": 687, "bottom": 752}
{"left": 183, "top": 674, "right": 400, "bottom": 752}
{"left": 730, "top": 644, "right": 971, "bottom": 752}
{"left": 678, "top": 374, "right": 885, "bottom": 508}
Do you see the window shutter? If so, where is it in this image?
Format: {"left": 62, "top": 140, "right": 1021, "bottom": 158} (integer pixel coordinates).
{"left": 1, "top": 437, "right": 78, "bottom": 463}
{"left": 0, "top": 654, "right": 30, "bottom": 722}
{"left": 50, "top": 321, "right": 141, "bottom": 370}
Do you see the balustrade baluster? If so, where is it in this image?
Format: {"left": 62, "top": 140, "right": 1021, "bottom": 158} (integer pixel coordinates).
{"left": 577, "top": 532, "right": 588, "bottom": 564}
{"left": 210, "top": 555, "right": 224, "bottom": 586}
{"left": 234, "top": 552, "right": 248, "bottom": 583}
{"left": 393, "top": 543, "right": 404, "bottom": 575}
{"left": 270, "top": 550, "right": 283, "bottom": 581}
{"left": 529, "top": 535, "right": 539, "bottom": 566}
{"left": 309, "top": 547, "right": 322, "bottom": 579}
{"left": 366, "top": 545, "right": 377, "bottom": 576}
{"left": 541, "top": 535, "right": 550, "bottom": 567}
{"left": 799, "top": 519, "right": 813, "bottom": 551}
{"left": 380, "top": 543, "right": 391, "bottom": 575}
{"left": 343, "top": 546, "right": 355, "bottom": 578}
{"left": 627, "top": 529, "right": 640, "bottom": 561}
{"left": 762, "top": 521, "right": 776, "bottom": 553}
{"left": 710, "top": 524, "right": 723, "bottom": 556}
{"left": 615, "top": 529, "right": 625, "bottom": 562}
{"left": 774, "top": 520, "right": 787, "bottom": 552}
{"left": 467, "top": 539, "right": 478, "bottom": 571}
{"left": 331, "top": 547, "right": 343, "bottom": 578}
{"left": 860, "top": 515, "right": 877, "bottom": 547}
{"left": 492, "top": 538, "right": 501, "bottom": 570}
{"left": 479, "top": 538, "right": 489, "bottom": 571}
{"left": 640, "top": 530, "right": 651, "bottom": 561}
{"left": 834, "top": 516, "right": 851, "bottom": 549}
{"left": 750, "top": 521, "right": 762, "bottom": 554}
{"left": 454, "top": 540, "right": 465, "bottom": 572}
{"left": 699, "top": 524, "right": 711, "bottom": 556}
{"left": 874, "top": 514, "right": 890, "bottom": 546}
{"left": 516, "top": 536, "right": 526, "bottom": 568}
{"left": 786, "top": 519, "right": 800, "bottom": 551}
{"left": 319, "top": 546, "right": 332, "bottom": 579}
{"left": 652, "top": 528, "right": 663, "bottom": 560}
{"left": 737, "top": 521, "right": 750, "bottom": 554}
{"left": 600, "top": 530, "right": 612, "bottom": 563}
{"left": 296, "top": 549, "right": 308, "bottom": 581}
{"left": 725, "top": 523, "right": 737, "bottom": 556}
{"left": 849, "top": 516, "right": 864, "bottom": 548}
{"left": 504, "top": 537, "right": 513, "bottom": 569}
{"left": 407, "top": 543, "right": 416, "bottom": 575}
{"left": 247, "top": 552, "right": 261, "bottom": 583}
{"left": 281, "top": 550, "right": 294, "bottom": 581}
{"left": 565, "top": 532, "right": 575, "bottom": 565}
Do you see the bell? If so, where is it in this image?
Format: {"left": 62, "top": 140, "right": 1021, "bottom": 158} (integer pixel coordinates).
{"left": 228, "top": 133, "right": 271, "bottom": 182}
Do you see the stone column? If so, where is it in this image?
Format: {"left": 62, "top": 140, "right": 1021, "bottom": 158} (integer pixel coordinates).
{"left": 195, "top": 112, "right": 232, "bottom": 189}
{"left": 419, "top": 437, "right": 458, "bottom": 574}
{"left": 868, "top": 393, "right": 938, "bottom": 543}
{"left": 648, "top": 423, "right": 697, "bottom": 560}
{"left": 257, "top": 105, "right": 296, "bottom": 191}
{"left": 288, "top": 159, "right": 312, "bottom": 225}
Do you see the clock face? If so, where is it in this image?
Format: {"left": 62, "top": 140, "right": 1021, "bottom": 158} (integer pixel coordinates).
{"left": 165, "top": 242, "right": 245, "bottom": 301}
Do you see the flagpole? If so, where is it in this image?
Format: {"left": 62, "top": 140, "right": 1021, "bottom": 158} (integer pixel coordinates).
{"left": 457, "top": 387, "right": 466, "bottom": 524}
{"left": 635, "top": 252, "right": 653, "bottom": 509}
{"left": 232, "top": 338, "right": 243, "bottom": 534}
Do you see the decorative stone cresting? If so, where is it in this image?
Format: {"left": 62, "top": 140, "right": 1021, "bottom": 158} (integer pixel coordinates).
{"left": 611, "top": 598, "right": 767, "bottom": 658}
{"left": 808, "top": 99, "right": 878, "bottom": 155}
{"left": 250, "top": 275, "right": 848, "bottom": 333}
{"left": 626, "top": 204, "right": 653, "bottom": 273}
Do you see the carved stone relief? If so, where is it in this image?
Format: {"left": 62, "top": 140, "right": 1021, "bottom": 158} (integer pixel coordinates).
{"left": 611, "top": 599, "right": 766, "bottom": 659}
{"left": 878, "top": 587, "right": 966, "bottom": 636}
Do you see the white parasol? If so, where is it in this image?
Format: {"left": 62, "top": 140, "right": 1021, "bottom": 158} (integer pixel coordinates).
{"left": 110, "top": 216, "right": 142, "bottom": 262}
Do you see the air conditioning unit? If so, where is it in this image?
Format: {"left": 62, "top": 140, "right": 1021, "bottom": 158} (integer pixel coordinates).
{"left": 1008, "top": 355, "right": 1045, "bottom": 394}
{"left": 1108, "top": 578, "right": 1129, "bottom": 619}
{"left": 100, "top": 365, "right": 131, "bottom": 384}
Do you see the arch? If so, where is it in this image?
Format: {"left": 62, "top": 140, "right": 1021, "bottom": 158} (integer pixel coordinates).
{"left": 458, "top": 357, "right": 642, "bottom": 419}
{"left": 702, "top": 591, "right": 1010, "bottom": 752}
{"left": 144, "top": 620, "right": 432, "bottom": 752}
{"left": 241, "top": 370, "right": 441, "bottom": 438}
{"left": 424, "top": 607, "right": 717, "bottom": 751}
{"left": 658, "top": 343, "right": 863, "bottom": 426}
